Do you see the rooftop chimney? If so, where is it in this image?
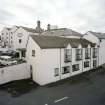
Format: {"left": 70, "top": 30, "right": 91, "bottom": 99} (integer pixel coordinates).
{"left": 37, "top": 20, "right": 40, "bottom": 28}
{"left": 47, "top": 24, "right": 50, "bottom": 31}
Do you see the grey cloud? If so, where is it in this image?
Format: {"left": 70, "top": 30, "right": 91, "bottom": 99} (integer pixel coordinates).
{"left": 0, "top": 0, "right": 105, "bottom": 33}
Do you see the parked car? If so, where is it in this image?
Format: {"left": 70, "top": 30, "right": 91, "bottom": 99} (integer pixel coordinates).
{"left": 0, "top": 55, "right": 17, "bottom": 66}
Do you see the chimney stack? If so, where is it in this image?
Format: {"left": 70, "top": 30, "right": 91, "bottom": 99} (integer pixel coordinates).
{"left": 47, "top": 24, "right": 50, "bottom": 31}
{"left": 37, "top": 20, "right": 40, "bottom": 28}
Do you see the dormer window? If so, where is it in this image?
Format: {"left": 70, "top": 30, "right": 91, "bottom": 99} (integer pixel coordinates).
{"left": 85, "top": 48, "right": 90, "bottom": 59}
{"left": 76, "top": 49, "right": 82, "bottom": 61}
{"left": 64, "top": 49, "right": 71, "bottom": 62}
{"left": 93, "top": 48, "right": 97, "bottom": 58}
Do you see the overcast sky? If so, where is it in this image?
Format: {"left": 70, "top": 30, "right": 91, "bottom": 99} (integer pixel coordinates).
{"left": 0, "top": 0, "right": 105, "bottom": 33}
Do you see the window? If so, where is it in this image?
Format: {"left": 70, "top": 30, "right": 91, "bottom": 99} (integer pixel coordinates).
{"left": 32, "top": 50, "right": 35, "bottom": 57}
{"left": 100, "top": 39, "right": 102, "bottom": 42}
{"left": 72, "top": 64, "right": 79, "bottom": 72}
{"left": 84, "top": 61, "right": 89, "bottom": 68}
{"left": 76, "top": 49, "right": 82, "bottom": 61}
{"left": 22, "top": 51, "right": 26, "bottom": 57}
{"left": 54, "top": 68, "right": 59, "bottom": 76}
{"left": 17, "top": 33, "right": 23, "bottom": 37}
{"left": 19, "top": 39, "right": 22, "bottom": 43}
{"left": 62, "top": 66, "right": 70, "bottom": 74}
{"left": 64, "top": 49, "right": 71, "bottom": 62}
{"left": 11, "top": 36, "right": 12, "bottom": 39}
{"left": 11, "top": 40, "right": 13, "bottom": 44}
{"left": 85, "top": 48, "right": 90, "bottom": 59}
{"left": 93, "top": 60, "right": 97, "bottom": 67}
{"left": 93, "top": 48, "right": 97, "bottom": 58}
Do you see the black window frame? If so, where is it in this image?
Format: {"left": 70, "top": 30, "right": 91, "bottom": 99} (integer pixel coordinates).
{"left": 85, "top": 48, "right": 90, "bottom": 59}
{"left": 64, "top": 49, "right": 71, "bottom": 63}
{"left": 93, "top": 48, "right": 97, "bottom": 58}
{"left": 76, "top": 49, "right": 82, "bottom": 61}
{"left": 93, "top": 60, "right": 97, "bottom": 67}
{"left": 72, "top": 64, "right": 79, "bottom": 72}
{"left": 19, "top": 39, "right": 22, "bottom": 43}
{"left": 84, "top": 61, "right": 90, "bottom": 68}
{"left": 62, "top": 66, "right": 70, "bottom": 74}
{"left": 32, "top": 50, "right": 35, "bottom": 57}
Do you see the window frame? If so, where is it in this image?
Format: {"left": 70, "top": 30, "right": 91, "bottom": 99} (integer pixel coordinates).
{"left": 76, "top": 49, "right": 82, "bottom": 61}
{"left": 84, "top": 61, "right": 90, "bottom": 68}
{"left": 93, "top": 60, "right": 97, "bottom": 67}
{"left": 85, "top": 48, "right": 90, "bottom": 59}
{"left": 93, "top": 48, "right": 97, "bottom": 58}
{"left": 72, "top": 64, "right": 79, "bottom": 72}
{"left": 32, "top": 50, "right": 35, "bottom": 57}
{"left": 54, "top": 68, "right": 59, "bottom": 77}
{"left": 64, "top": 49, "right": 71, "bottom": 63}
{"left": 62, "top": 66, "right": 70, "bottom": 74}
{"left": 19, "top": 39, "right": 22, "bottom": 43}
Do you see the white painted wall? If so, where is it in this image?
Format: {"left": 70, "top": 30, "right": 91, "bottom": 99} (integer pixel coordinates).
{"left": 26, "top": 36, "right": 42, "bottom": 85}
{"left": 26, "top": 37, "right": 99, "bottom": 85}
{"left": 99, "top": 39, "right": 105, "bottom": 65}
{"left": 9, "top": 26, "right": 18, "bottom": 48}
{"left": 13, "top": 27, "right": 29, "bottom": 50}
{"left": 1, "top": 28, "right": 10, "bottom": 46}
{"left": 0, "top": 63, "right": 30, "bottom": 85}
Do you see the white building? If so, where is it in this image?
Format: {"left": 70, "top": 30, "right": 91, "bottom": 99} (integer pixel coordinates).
{"left": 26, "top": 35, "right": 98, "bottom": 85}
{"left": 83, "top": 31, "right": 105, "bottom": 66}
{"left": 0, "top": 27, "right": 11, "bottom": 47}
{"left": 0, "top": 21, "right": 44, "bottom": 59}
{"left": 9, "top": 26, "right": 19, "bottom": 48}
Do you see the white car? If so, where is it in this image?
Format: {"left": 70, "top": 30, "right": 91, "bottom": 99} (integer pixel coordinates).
{"left": 0, "top": 55, "right": 17, "bottom": 65}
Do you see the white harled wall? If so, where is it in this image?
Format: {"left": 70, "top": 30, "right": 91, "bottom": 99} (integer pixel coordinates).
{"left": 13, "top": 28, "right": 29, "bottom": 50}
{"left": 26, "top": 37, "right": 98, "bottom": 85}
{"left": 99, "top": 39, "right": 105, "bottom": 65}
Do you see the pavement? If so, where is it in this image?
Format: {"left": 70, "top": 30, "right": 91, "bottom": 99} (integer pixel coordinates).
{"left": 0, "top": 66, "right": 105, "bottom": 105}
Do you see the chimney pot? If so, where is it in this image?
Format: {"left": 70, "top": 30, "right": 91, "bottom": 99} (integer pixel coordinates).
{"left": 37, "top": 20, "right": 40, "bottom": 28}
{"left": 47, "top": 24, "right": 50, "bottom": 31}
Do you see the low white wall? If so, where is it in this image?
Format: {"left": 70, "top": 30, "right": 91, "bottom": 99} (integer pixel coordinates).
{"left": 0, "top": 63, "right": 30, "bottom": 85}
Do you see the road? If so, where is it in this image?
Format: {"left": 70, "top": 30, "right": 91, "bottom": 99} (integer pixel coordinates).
{"left": 0, "top": 67, "right": 105, "bottom": 105}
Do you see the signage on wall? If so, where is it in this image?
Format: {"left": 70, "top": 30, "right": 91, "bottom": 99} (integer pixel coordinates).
{"left": 17, "top": 33, "right": 23, "bottom": 37}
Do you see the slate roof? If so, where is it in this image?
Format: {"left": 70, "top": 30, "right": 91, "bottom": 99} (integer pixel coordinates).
{"left": 88, "top": 31, "right": 105, "bottom": 39}
{"left": 41, "top": 28, "right": 83, "bottom": 37}
{"left": 30, "top": 35, "right": 95, "bottom": 49}
{"left": 6, "top": 28, "right": 11, "bottom": 30}
{"left": 20, "top": 26, "right": 37, "bottom": 33}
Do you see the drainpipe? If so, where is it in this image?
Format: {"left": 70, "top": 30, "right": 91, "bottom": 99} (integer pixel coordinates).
{"left": 59, "top": 48, "right": 61, "bottom": 80}
{"left": 82, "top": 48, "right": 84, "bottom": 73}
{"left": 97, "top": 46, "right": 99, "bottom": 67}
{"left": 90, "top": 48, "right": 91, "bottom": 69}
{"left": 98, "top": 39, "right": 101, "bottom": 66}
